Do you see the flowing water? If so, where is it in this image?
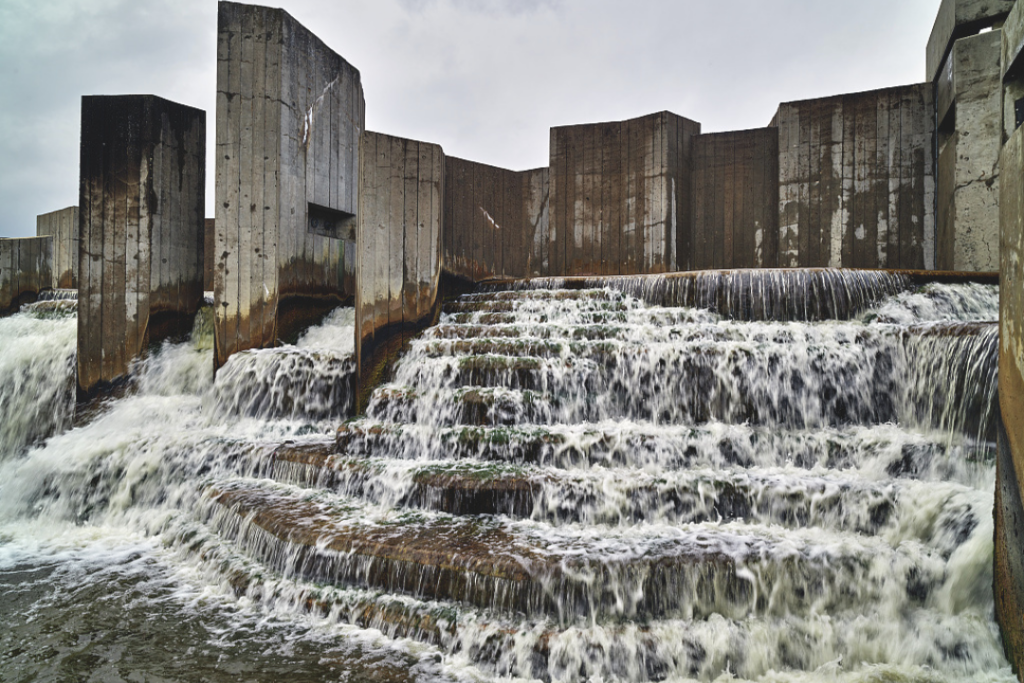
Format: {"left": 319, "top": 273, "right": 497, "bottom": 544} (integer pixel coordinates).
{"left": 0, "top": 272, "right": 1013, "bottom": 682}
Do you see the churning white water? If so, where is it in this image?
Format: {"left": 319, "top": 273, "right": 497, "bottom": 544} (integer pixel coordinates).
{"left": 0, "top": 278, "right": 1015, "bottom": 683}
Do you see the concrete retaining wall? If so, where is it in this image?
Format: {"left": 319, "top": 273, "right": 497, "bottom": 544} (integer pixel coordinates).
{"left": 937, "top": 30, "right": 1003, "bottom": 271}
{"left": 0, "top": 237, "right": 53, "bottom": 316}
{"left": 549, "top": 112, "right": 700, "bottom": 275}
{"left": 36, "top": 207, "right": 78, "bottom": 289}
{"left": 442, "top": 157, "right": 548, "bottom": 280}
{"left": 690, "top": 128, "right": 779, "bottom": 269}
{"left": 997, "top": 91, "right": 1024, "bottom": 678}
{"left": 214, "top": 1, "right": 364, "bottom": 368}
{"left": 356, "top": 132, "right": 443, "bottom": 407}
{"left": 77, "top": 95, "right": 205, "bottom": 396}
{"left": 770, "top": 84, "right": 934, "bottom": 270}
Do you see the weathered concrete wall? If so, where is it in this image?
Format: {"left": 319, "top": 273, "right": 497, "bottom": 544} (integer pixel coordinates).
{"left": 927, "top": 0, "right": 1014, "bottom": 82}
{"left": 36, "top": 207, "right": 78, "bottom": 289}
{"left": 215, "top": 1, "right": 364, "bottom": 368}
{"left": 356, "top": 132, "right": 443, "bottom": 407}
{"left": 550, "top": 112, "right": 700, "bottom": 275}
{"left": 0, "top": 237, "right": 53, "bottom": 316}
{"left": 442, "top": 157, "right": 549, "bottom": 280}
{"left": 770, "top": 84, "right": 934, "bottom": 270}
{"left": 78, "top": 95, "right": 205, "bottom": 396}
{"left": 690, "top": 128, "right": 779, "bottom": 269}
{"left": 1002, "top": 0, "right": 1024, "bottom": 143}
{"left": 936, "top": 30, "right": 1003, "bottom": 271}
{"left": 997, "top": 102, "right": 1024, "bottom": 679}
{"left": 204, "top": 218, "right": 215, "bottom": 291}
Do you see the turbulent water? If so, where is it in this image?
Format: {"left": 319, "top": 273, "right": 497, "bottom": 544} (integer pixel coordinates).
{"left": 0, "top": 276, "right": 1014, "bottom": 683}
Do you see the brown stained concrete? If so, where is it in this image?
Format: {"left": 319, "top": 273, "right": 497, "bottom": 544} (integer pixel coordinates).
{"left": 998, "top": 116, "right": 1024, "bottom": 679}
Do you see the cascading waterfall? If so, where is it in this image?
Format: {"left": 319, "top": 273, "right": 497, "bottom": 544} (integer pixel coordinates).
{"left": 0, "top": 272, "right": 1014, "bottom": 683}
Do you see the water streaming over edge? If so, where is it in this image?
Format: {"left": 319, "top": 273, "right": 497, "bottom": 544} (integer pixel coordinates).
{"left": 0, "top": 278, "right": 1014, "bottom": 682}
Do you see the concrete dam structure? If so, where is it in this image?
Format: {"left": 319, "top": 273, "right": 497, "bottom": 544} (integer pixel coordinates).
{"left": 1, "top": 0, "right": 1024, "bottom": 681}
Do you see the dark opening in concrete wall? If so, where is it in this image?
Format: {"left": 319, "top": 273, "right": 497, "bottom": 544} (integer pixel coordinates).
{"left": 77, "top": 94, "right": 205, "bottom": 397}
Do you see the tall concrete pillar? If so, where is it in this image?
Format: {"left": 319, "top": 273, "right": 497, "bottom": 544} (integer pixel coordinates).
{"left": 355, "top": 131, "right": 443, "bottom": 409}
{"left": 0, "top": 236, "right": 53, "bottom": 316}
{"left": 215, "top": 2, "right": 364, "bottom": 369}
{"left": 549, "top": 112, "right": 700, "bottom": 276}
{"left": 442, "top": 157, "right": 549, "bottom": 280}
{"left": 36, "top": 207, "right": 79, "bottom": 289}
{"left": 994, "top": 2, "right": 1024, "bottom": 675}
{"left": 932, "top": 0, "right": 1010, "bottom": 271}
{"left": 771, "top": 85, "right": 934, "bottom": 270}
{"left": 77, "top": 95, "right": 205, "bottom": 397}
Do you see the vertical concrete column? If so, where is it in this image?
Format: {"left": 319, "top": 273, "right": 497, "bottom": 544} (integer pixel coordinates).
{"left": 549, "top": 111, "right": 699, "bottom": 276}
{"left": 935, "top": 30, "right": 1004, "bottom": 271}
{"left": 215, "top": 2, "right": 364, "bottom": 369}
{"left": 356, "top": 132, "right": 443, "bottom": 409}
{"left": 690, "top": 128, "right": 779, "bottom": 269}
{"left": 771, "top": 85, "right": 934, "bottom": 270}
{"left": 0, "top": 236, "right": 53, "bottom": 316}
{"left": 77, "top": 95, "right": 205, "bottom": 397}
{"left": 441, "top": 157, "right": 549, "bottom": 281}
{"left": 36, "top": 207, "right": 79, "bottom": 289}
{"left": 994, "top": 4, "right": 1024, "bottom": 674}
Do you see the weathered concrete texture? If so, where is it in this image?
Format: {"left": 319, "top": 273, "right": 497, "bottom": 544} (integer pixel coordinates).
{"left": 996, "top": 118, "right": 1024, "bottom": 680}
{"left": 550, "top": 112, "right": 700, "bottom": 276}
{"left": 690, "top": 128, "right": 779, "bottom": 269}
{"left": 0, "top": 237, "right": 53, "bottom": 316}
{"left": 770, "top": 84, "right": 934, "bottom": 270}
{"left": 204, "top": 218, "right": 215, "bottom": 291}
{"left": 215, "top": 1, "right": 364, "bottom": 368}
{"left": 442, "top": 157, "right": 549, "bottom": 280}
{"left": 927, "top": 0, "right": 1014, "bottom": 83}
{"left": 78, "top": 95, "right": 206, "bottom": 397}
{"left": 1001, "top": 0, "right": 1024, "bottom": 142}
{"left": 356, "top": 132, "right": 443, "bottom": 409}
{"left": 937, "top": 30, "right": 1003, "bottom": 272}
{"left": 36, "top": 207, "right": 78, "bottom": 289}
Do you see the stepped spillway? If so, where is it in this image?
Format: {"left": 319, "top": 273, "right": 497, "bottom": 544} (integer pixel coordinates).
{"left": 0, "top": 272, "right": 1013, "bottom": 682}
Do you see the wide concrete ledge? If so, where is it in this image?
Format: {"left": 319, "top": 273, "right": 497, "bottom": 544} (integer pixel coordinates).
{"left": 214, "top": 1, "right": 364, "bottom": 369}
{"left": 0, "top": 236, "right": 53, "bottom": 316}
{"left": 355, "top": 131, "right": 443, "bottom": 411}
{"left": 36, "top": 207, "right": 78, "bottom": 289}
{"left": 927, "top": 0, "right": 1014, "bottom": 83}
{"left": 77, "top": 94, "right": 206, "bottom": 397}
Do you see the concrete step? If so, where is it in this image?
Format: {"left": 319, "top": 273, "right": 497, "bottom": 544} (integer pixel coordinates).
{"left": 458, "top": 288, "right": 622, "bottom": 303}
{"left": 263, "top": 443, "right": 982, "bottom": 558}
{"left": 206, "top": 480, "right": 950, "bottom": 624}
{"left": 334, "top": 422, "right": 990, "bottom": 482}
{"left": 443, "top": 299, "right": 631, "bottom": 315}
{"left": 182, "top": 513, "right": 1003, "bottom": 683}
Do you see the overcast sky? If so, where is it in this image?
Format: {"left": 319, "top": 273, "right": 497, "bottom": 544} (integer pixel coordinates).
{"left": 0, "top": 0, "right": 940, "bottom": 238}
